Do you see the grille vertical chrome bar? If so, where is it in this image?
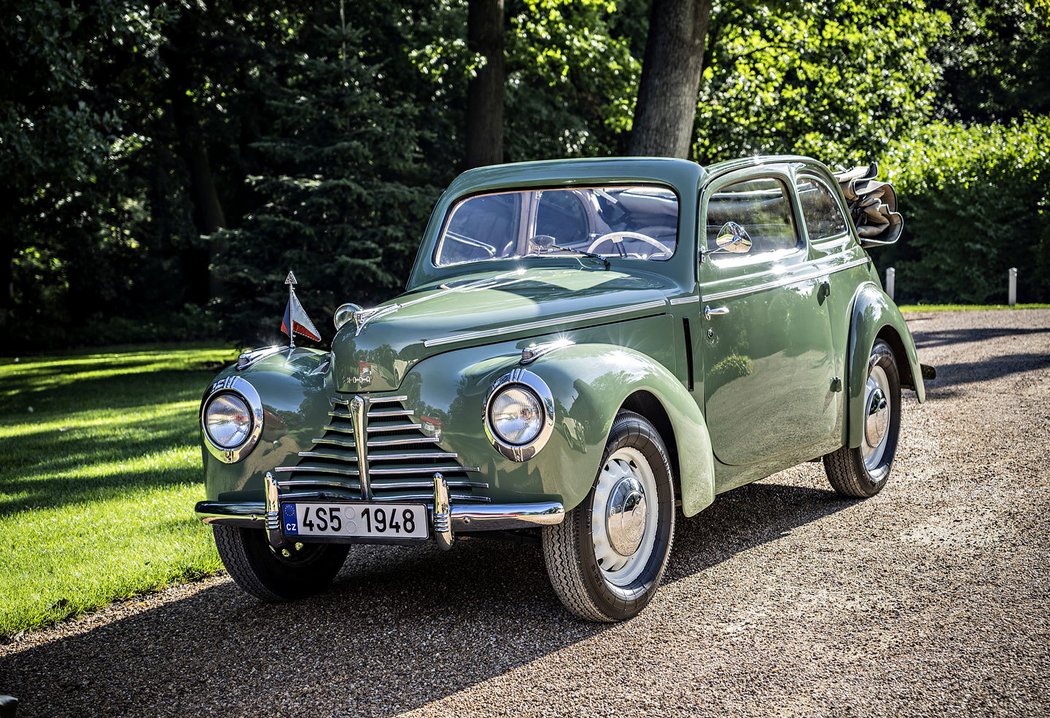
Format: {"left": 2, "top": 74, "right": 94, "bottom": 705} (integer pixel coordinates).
{"left": 350, "top": 395, "right": 371, "bottom": 499}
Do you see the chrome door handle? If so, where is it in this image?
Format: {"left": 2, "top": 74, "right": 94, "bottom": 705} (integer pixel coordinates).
{"left": 704, "top": 305, "right": 730, "bottom": 320}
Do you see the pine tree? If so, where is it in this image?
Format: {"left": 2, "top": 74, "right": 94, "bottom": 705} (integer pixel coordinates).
{"left": 218, "top": 2, "right": 438, "bottom": 344}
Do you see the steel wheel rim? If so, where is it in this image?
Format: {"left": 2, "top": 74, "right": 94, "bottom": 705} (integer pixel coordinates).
{"left": 591, "top": 447, "right": 659, "bottom": 587}
{"left": 862, "top": 363, "right": 891, "bottom": 471}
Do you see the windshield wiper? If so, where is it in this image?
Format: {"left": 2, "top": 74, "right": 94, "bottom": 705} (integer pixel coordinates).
{"left": 526, "top": 237, "right": 609, "bottom": 269}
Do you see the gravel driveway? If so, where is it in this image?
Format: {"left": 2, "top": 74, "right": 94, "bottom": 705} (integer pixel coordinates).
{"left": 1, "top": 309, "right": 1048, "bottom": 717}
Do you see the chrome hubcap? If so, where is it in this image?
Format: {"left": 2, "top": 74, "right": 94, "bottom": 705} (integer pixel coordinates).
{"left": 591, "top": 447, "right": 659, "bottom": 586}
{"left": 606, "top": 476, "right": 647, "bottom": 556}
{"left": 862, "top": 364, "right": 891, "bottom": 470}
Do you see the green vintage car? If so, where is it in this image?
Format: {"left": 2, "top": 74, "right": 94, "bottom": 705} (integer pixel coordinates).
{"left": 196, "top": 155, "right": 930, "bottom": 621}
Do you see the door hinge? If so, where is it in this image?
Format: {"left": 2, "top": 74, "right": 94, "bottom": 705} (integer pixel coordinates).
{"left": 831, "top": 376, "right": 843, "bottom": 392}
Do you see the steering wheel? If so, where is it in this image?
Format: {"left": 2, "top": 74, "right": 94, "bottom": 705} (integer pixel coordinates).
{"left": 586, "top": 231, "right": 673, "bottom": 258}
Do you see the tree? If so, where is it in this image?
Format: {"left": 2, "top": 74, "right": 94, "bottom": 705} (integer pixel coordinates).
{"left": 216, "top": 2, "right": 439, "bottom": 342}
{"left": 628, "top": 0, "right": 714, "bottom": 158}
{"left": 694, "top": 0, "right": 950, "bottom": 164}
{"left": 465, "top": 0, "right": 506, "bottom": 167}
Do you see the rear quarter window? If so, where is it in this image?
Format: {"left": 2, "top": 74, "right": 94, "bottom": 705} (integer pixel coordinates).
{"left": 796, "top": 175, "right": 850, "bottom": 241}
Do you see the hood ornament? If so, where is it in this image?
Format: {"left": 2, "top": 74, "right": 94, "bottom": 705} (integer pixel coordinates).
{"left": 281, "top": 271, "right": 322, "bottom": 349}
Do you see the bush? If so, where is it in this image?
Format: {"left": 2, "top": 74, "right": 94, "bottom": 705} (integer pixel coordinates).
{"left": 876, "top": 116, "right": 1050, "bottom": 304}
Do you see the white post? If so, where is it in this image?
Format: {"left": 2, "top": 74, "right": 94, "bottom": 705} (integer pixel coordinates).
{"left": 886, "top": 267, "right": 895, "bottom": 301}
{"left": 1008, "top": 267, "right": 1017, "bottom": 306}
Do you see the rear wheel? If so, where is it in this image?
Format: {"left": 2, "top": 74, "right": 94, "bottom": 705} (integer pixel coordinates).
{"left": 542, "top": 411, "right": 675, "bottom": 622}
{"left": 213, "top": 525, "right": 349, "bottom": 601}
{"left": 823, "top": 339, "right": 902, "bottom": 498}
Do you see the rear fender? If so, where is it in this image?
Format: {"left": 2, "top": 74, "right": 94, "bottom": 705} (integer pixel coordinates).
{"left": 847, "top": 284, "right": 926, "bottom": 449}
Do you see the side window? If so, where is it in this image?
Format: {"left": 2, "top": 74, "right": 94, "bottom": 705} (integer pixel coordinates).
{"left": 796, "top": 176, "right": 849, "bottom": 241}
{"left": 706, "top": 177, "right": 799, "bottom": 257}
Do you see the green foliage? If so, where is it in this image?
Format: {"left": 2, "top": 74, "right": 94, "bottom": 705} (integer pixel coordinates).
{"left": 215, "top": 6, "right": 441, "bottom": 343}
{"left": 505, "top": 0, "right": 641, "bottom": 158}
{"left": 0, "top": 346, "right": 236, "bottom": 636}
{"left": 877, "top": 116, "right": 1050, "bottom": 303}
{"left": 2, "top": 0, "right": 1047, "bottom": 351}
{"left": 929, "top": 0, "right": 1050, "bottom": 122}
{"left": 696, "top": 0, "right": 950, "bottom": 163}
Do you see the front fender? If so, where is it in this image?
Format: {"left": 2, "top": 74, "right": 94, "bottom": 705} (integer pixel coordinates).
{"left": 847, "top": 283, "right": 926, "bottom": 449}
{"left": 402, "top": 339, "right": 715, "bottom": 516}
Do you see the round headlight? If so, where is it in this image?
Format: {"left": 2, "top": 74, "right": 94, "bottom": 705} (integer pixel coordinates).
{"left": 204, "top": 393, "right": 253, "bottom": 448}
{"left": 489, "top": 385, "right": 544, "bottom": 446}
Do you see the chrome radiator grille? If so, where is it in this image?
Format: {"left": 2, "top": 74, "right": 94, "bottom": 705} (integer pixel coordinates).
{"left": 274, "top": 394, "right": 488, "bottom": 503}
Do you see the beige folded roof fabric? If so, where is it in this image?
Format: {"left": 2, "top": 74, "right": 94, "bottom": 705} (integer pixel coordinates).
{"left": 833, "top": 163, "right": 904, "bottom": 243}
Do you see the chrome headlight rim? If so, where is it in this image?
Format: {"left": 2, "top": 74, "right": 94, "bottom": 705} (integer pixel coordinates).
{"left": 200, "top": 376, "right": 264, "bottom": 464}
{"left": 483, "top": 368, "right": 555, "bottom": 462}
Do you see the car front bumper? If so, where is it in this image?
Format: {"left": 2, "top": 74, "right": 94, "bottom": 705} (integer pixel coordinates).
{"left": 195, "top": 473, "right": 564, "bottom": 549}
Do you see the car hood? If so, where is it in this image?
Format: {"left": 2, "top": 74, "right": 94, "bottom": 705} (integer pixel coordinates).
{"left": 330, "top": 266, "right": 676, "bottom": 393}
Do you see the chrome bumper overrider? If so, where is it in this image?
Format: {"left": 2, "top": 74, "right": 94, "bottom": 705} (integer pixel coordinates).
{"left": 194, "top": 472, "right": 564, "bottom": 549}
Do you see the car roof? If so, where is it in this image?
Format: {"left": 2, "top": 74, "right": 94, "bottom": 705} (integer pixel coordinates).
{"left": 446, "top": 155, "right": 832, "bottom": 197}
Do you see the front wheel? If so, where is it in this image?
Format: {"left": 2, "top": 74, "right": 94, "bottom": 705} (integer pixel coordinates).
{"left": 542, "top": 411, "right": 675, "bottom": 622}
{"left": 213, "top": 525, "right": 349, "bottom": 601}
{"left": 823, "top": 339, "right": 902, "bottom": 498}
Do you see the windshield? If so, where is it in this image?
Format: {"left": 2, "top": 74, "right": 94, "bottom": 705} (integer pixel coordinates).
{"left": 434, "top": 185, "right": 679, "bottom": 267}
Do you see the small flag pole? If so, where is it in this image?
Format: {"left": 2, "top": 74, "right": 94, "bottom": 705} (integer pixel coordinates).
{"left": 285, "top": 271, "right": 297, "bottom": 350}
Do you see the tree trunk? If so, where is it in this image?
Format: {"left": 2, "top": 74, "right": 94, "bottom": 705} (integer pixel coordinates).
{"left": 165, "top": 41, "right": 227, "bottom": 305}
{"left": 628, "top": 0, "right": 714, "bottom": 158}
{"left": 465, "top": 0, "right": 505, "bottom": 168}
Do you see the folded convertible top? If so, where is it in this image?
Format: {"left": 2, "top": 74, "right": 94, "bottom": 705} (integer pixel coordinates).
{"left": 833, "top": 163, "right": 903, "bottom": 244}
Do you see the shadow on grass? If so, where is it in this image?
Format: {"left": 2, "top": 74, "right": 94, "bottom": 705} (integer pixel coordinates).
{"left": 0, "top": 481, "right": 852, "bottom": 718}
{"left": 0, "top": 368, "right": 217, "bottom": 415}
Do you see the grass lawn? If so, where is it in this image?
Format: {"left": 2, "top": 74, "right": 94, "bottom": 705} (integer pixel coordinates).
{"left": 0, "top": 345, "right": 238, "bottom": 638}
{"left": 900, "top": 303, "right": 1050, "bottom": 312}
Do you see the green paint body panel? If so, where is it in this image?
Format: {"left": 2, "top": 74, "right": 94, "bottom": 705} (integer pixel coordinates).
{"left": 200, "top": 155, "right": 926, "bottom": 525}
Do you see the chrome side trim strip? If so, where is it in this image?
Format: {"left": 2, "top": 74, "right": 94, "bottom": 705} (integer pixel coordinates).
{"left": 422, "top": 299, "right": 667, "bottom": 348}
{"left": 702, "top": 256, "right": 869, "bottom": 302}
{"left": 669, "top": 295, "right": 700, "bottom": 305}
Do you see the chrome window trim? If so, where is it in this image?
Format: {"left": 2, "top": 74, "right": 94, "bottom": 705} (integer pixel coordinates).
{"left": 200, "top": 376, "right": 265, "bottom": 464}
{"left": 432, "top": 183, "right": 682, "bottom": 269}
{"left": 484, "top": 368, "right": 556, "bottom": 462}
{"left": 669, "top": 295, "right": 700, "bottom": 305}
{"left": 423, "top": 299, "right": 667, "bottom": 348}
{"left": 795, "top": 172, "right": 853, "bottom": 243}
{"left": 701, "top": 255, "right": 870, "bottom": 302}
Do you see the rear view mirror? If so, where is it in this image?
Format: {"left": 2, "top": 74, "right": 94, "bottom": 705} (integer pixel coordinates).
{"left": 712, "top": 221, "right": 753, "bottom": 254}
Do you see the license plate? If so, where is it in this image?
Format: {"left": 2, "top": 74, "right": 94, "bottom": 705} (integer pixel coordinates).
{"left": 281, "top": 502, "right": 429, "bottom": 540}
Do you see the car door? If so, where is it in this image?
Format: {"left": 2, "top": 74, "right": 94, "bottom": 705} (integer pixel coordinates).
{"left": 698, "top": 167, "right": 839, "bottom": 469}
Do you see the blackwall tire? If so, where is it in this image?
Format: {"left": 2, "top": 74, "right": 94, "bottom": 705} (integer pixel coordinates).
{"left": 823, "top": 339, "right": 902, "bottom": 498}
{"left": 542, "top": 411, "right": 675, "bottom": 622}
{"left": 213, "top": 525, "right": 349, "bottom": 602}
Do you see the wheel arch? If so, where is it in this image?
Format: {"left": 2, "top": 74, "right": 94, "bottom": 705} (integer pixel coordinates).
{"left": 847, "top": 283, "right": 926, "bottom": 449}
{"left": 620, "top": 389, "right": 680, "bottom": 499}
{"left": 526, "top": 344, "right": 716, "bottom": 517}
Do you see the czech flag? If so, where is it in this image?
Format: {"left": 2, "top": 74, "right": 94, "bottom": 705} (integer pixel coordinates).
{"left": 281, "top": 291, "right": 321, "bottom": 342}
